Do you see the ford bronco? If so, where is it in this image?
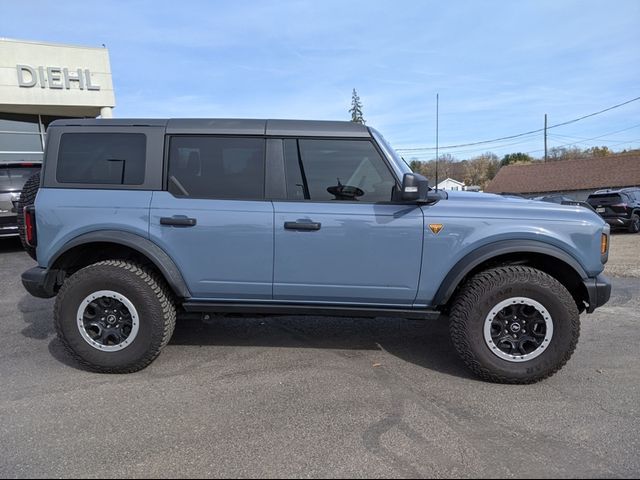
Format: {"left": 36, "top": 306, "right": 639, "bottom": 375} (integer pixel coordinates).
{"left": 20, "top": 119, "right": 611, "bottom": 383}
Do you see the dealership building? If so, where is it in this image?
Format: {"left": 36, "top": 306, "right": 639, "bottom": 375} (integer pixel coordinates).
{"left": 0, "top": 38, "right": 115, "bottom": 163}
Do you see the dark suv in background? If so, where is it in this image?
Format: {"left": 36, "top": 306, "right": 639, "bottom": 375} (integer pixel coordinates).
{"left": 0, "top": 162, "right": 42, "bottom": 238}
{"left": 587, "top": 188, "right": 640, "bottom": 233}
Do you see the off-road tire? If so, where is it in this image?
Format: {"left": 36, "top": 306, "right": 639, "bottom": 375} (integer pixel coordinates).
{"left": 54, "top": 260, "right": 176, "bottom": 373}
{"left": 629, "top": 214, "right": 640, "bottom": 233}
{"left": 449, "top": 266, "right": 580, "bottom": 384}
{"left": 16, "top": 171, "right": 40, "bottom": 260}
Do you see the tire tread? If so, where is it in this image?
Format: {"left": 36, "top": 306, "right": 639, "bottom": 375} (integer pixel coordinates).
{"left": 449, "top": 265, "right": 580, "bottom": 384}
{"left": 54, "top": 260, "right": 176, "bottom": 373}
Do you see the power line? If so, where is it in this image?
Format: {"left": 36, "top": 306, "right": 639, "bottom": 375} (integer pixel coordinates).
{"left": 396, "top": 95, "right": 640, "bottom": 152}
{"left": 404, "top": 134, "right": 547, "bottom": 159}
{"left": 547, "top": 123, "right": 640, "bottom": 143}
{"left": 526, "top": 123, "right": 640, "bottom": 154}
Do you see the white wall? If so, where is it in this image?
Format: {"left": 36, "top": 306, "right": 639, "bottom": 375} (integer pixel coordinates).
{"left": 0, "top": 38, "right": 115, "bottom": 117}
{"left": 436, "top": 178, "right": 466, "bottom": 191}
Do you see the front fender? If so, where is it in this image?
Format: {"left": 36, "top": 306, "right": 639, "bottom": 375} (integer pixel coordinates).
{"left": 431, "top": 239, "right": 588, "bottom": 306}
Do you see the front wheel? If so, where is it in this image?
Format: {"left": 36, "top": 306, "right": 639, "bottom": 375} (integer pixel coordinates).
{"left": 54, "top": 260, "right": 176, "bottom": 373}
{"left": 449, "top": 266, "right": 580, "bottom": 384}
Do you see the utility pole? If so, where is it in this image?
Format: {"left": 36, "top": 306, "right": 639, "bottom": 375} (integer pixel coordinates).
{"left": 435, "top": 93, "right": 439, "bottom": 190}
{"left": 544, "top": 113, "right": 548, "bottom": 162}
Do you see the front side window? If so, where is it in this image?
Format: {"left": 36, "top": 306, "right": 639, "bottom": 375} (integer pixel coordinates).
{"left": 168, "top": 136, "right": 265, "bottom": 199}
{"left": 293, "top": 139, "right": 396, "bottom": 202}
{"left": 57, "top": 133, "right": 146, "bottom": 185}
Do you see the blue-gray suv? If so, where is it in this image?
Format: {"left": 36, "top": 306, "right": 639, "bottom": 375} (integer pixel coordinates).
{"left": 20, "top": 119, "right": 612, "bottom": 383}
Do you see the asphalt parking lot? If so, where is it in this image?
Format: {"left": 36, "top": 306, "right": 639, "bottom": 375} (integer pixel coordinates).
{"left": 1, "top": 235, "right": 639, "bottom": 478}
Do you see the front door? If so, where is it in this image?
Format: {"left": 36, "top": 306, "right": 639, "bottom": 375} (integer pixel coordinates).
{"left": 273, "top": 138, "right": 424, "bottom": 306}
{"left": 149, "top": 135, "right": 273, "bottom": 300}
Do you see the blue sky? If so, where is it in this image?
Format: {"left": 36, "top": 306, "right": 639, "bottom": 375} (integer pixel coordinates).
{"left": 2, "top": 0, "right": 639, "bottom": 159}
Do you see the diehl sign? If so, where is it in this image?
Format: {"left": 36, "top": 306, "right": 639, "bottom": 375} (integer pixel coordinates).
{"left": 16, "top": 65, "right": 101, "bottom": 91}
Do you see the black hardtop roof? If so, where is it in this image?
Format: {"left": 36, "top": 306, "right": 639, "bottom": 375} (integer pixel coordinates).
{"left": 48, "top": 118, "right": 371, "bottom": 137}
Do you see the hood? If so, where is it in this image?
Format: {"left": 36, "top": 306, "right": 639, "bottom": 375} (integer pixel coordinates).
{"left": 441, "top": 190, "right": 606, "bottom": 225}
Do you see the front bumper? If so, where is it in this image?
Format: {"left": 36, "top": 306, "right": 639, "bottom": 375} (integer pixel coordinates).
{"left": 21, "top": 266, "right": 58, "bottom": 298}
{"left": 583, "top": 274, "right": 611, "bottom": 313}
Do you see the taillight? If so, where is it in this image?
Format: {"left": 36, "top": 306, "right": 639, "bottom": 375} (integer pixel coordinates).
{"left": 24, "top": 206, "right": 37, "bottom": 247}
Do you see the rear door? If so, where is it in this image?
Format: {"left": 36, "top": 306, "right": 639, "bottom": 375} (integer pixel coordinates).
{"left": 272, "top": 138, "right": 424, "bottom": 306}
{"left": 149, "top": 135, "right": 274, "bottom": 300}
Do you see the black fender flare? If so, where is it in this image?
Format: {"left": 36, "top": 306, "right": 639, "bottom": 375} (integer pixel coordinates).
{"left": 432, "top": 239, "right": 588, "bottom": 306}
{"left": 50, "top": 230, "right": 191, "bottom": 298}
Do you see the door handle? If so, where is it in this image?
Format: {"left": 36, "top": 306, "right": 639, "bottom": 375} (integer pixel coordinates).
{"left": 284, "top": 221, "right": 321, "bottom": 231}
{"left": 160, "top": 216, "right": 197, "bottom": 227}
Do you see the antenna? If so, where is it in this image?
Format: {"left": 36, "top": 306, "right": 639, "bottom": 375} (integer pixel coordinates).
{"left": 435, "top": 93, "right": 439, "bottom": 191}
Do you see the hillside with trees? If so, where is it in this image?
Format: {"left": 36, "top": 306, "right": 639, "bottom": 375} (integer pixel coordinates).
{"left": 408, "top": 147, "right": 640, "bottom": 190}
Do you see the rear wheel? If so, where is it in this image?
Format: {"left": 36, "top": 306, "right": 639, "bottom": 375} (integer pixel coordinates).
{"left": 629, "top": 214, "right": 640, "bottom": 233}
{"left": 16, "top": 172, "right": 40, "bottom": 260}
{"left": 449, "top": 266, "right": 580, "bottom": 384}
{"left": 54, "top": 260, "right": 176, "bottom": 373}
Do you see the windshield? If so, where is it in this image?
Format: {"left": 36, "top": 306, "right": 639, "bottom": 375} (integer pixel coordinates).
{"left": 0, "top": 166, "right": 41, "bottom": 192}
{"left": 369, "top": 128, "right": 412, "bottom": 177}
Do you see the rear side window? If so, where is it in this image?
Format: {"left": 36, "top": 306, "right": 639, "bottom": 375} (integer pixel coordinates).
{"left": 57, "top": 133, "right": 146, "bottom": 185}
{"left": 167, "top": 136, "right": 265, "bottom": 200}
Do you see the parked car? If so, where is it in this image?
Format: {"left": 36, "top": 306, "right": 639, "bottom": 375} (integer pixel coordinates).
{"left": 496, "top": 192, "right": 527, "bottom": 199}
{"left": 0, "top": 162, "right": 42, "bottom": 238}
{"left": 19, "top": 119, "right": 611, "bottom": 384}
{"left": 586, "top": 188, "right": 640, "bottom": 233}
{"left": 533, "top": 194, "right": 596, "bottom": 212}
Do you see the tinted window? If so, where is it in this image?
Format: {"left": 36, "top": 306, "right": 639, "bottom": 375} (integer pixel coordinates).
{"left": 0, "top": 113, "right": 43, "bottom": 155}
{"left": 0, "top": 113, "right": 40, "bottom": 133}
{"left": 587, "top": 194, "right": 622, "bottom": 205}
{"left": 57, "top": 133, "right": 146, "bottom": 185}
{"left": 0, "top": 133, "right": 43, "bottom": 152}
{"left": 297, "top": 140, "right": 396, "bottom": 202}
{"left": 168, "top": 136, "right": 265, "bottom": 199}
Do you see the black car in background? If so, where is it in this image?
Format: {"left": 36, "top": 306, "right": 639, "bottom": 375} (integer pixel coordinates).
{"left": 533, "top": 194, "right": 596, "bottom": 212}
{"left": 0, "top": 162, "right": 42, "bottom": 238}
{"left": 587, "top": 188, "right": 640, "bottom": 233}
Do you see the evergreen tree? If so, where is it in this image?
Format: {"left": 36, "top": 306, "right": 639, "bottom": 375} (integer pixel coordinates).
{"left": 349, "top": 88, "right": 365, "bottom": 124}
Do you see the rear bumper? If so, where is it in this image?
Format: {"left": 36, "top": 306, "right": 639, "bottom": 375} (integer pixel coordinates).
{"left": 0, "top": 214, "right": 18, "bottom": 237}
{"left": 21, "top": 266, "right": 58, "bottom": 298}
{"left": 583, "top": 274, "right": 611, "bottom": 313}
{"left": 0, "top": 225, "right": 18, "bottom": 237}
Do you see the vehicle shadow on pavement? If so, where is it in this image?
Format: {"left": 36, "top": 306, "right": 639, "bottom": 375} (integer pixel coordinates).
{"left": 170, "top": 315, "right": 476, "bottom": 380}
{"left": 17, "top": 294, "right": 84, "bottom": 369}
{"left": 17, "top": 292, "right": 474, "bottom": 379}
{"left": 0, "top": 237, "right": 24, "bottom": 253}
{"left": 18, "top": 294, "right": 55, "bottom": 340}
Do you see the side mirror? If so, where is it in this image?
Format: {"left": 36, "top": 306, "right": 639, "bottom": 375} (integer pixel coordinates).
{"left": 401, "top": 173, "right": 429, "bottom": 202}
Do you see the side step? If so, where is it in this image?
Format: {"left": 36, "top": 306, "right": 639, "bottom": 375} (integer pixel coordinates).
{"left": 181, "top": 301, "right": 441, "bottom": 320}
